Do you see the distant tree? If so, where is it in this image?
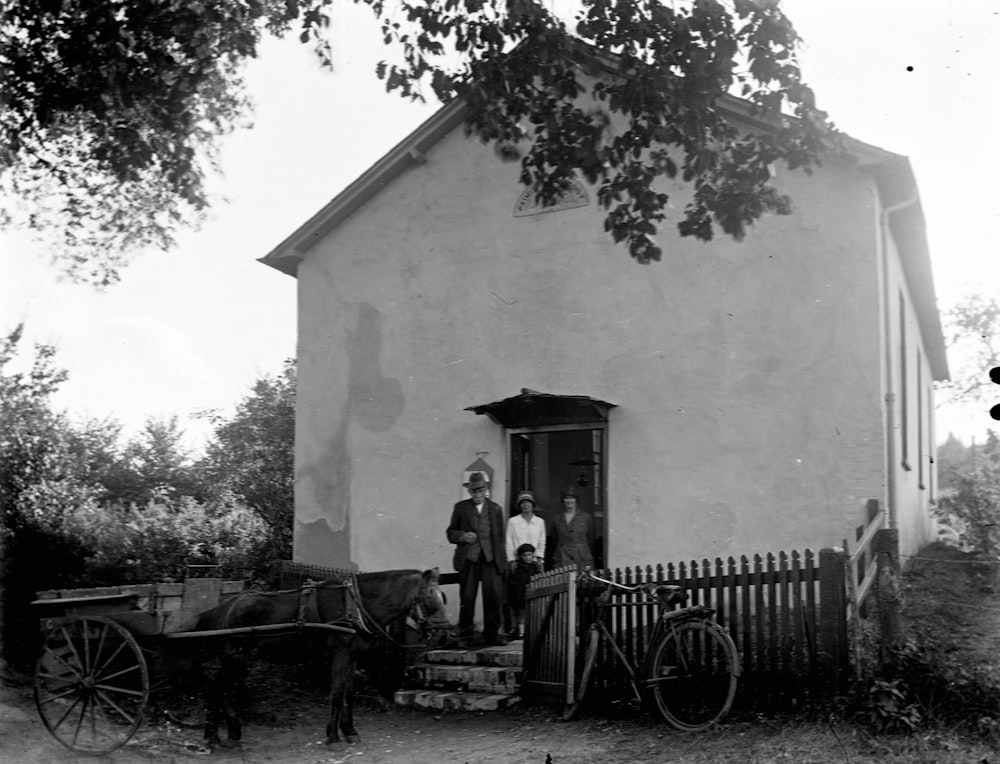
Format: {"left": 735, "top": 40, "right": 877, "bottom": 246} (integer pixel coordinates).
{"left": 103, "top": 416, "right": 207, "bottom": 506}
{"left": 1, "top": 0, "right": 835, "bottom": 284}
{"left": 937, "top": 292, "right": 1000, "bottom": 408}
{"left": 0, "top": 330, "right": 281, "bottom": 666}
{"left": 200, "top": 359, "right": 296, "bottom": 562}
{"left": 935, "top": 432, "right": 971, "bottom": 493}
{"left": 0, "top": 326, "right": 97, "bottom": 668}
{"left": 0, "top": 325, "right": 99, "bottom": 531}
{"left": 935, "top": 432, "right": 1000, "bottom": 556}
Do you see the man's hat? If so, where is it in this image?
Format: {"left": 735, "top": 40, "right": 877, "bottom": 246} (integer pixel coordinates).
{"left": 561, "top": 485, "right": 578, "bottom": 498}
{"left": 464, "top": 472, "right": 490, "bottom": 489}
{"left": 515, "top": 491, "right": 536, "bottom": 508}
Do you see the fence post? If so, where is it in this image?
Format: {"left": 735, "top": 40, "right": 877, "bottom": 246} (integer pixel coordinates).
{"left": 818, "top": 547, "right": 848, "bottom": 694}
{"left": 874, "top": 528, "right": 902, "bottom": 668}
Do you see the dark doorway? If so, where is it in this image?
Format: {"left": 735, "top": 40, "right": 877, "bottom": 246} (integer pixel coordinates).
{"left": 509, "top": 426, "right": 605, "bottom": 569}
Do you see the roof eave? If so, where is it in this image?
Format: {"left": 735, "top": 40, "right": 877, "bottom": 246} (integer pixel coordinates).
{"left": 860, "top": 158, "right": 950, "bottom": 381}
{"left": 258, "top": 97, "right": 470, "bottom": 277}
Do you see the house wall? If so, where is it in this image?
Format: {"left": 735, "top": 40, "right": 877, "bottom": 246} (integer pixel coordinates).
{"left": 292, "top": 122, "right": 895, "bottom": 576}
{"left": 880, "top": 215, "right": 939, "bottom": 556}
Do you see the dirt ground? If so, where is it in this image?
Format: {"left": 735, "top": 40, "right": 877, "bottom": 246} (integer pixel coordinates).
{"left": 3, "top": 543, "right": 999, "bottom": 764}
{"left": 2, "top": 672, "right": 995, "bottom": 764}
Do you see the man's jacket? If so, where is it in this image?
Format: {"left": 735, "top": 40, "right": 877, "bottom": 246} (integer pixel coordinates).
{"left": 446, "top": 498, "right": 507, "bottom": 572}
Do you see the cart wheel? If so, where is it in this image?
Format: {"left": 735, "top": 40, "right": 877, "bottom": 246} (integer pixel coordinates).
{"left": 34, "top": 615, "right": 149, "bottom": 755}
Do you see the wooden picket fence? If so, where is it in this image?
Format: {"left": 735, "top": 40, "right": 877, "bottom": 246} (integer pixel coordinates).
{"left": 279, "top": 561, "right": 357, "bottom": 589}
{"left": 522, "top": 548, "right": 850, "bottom": 713}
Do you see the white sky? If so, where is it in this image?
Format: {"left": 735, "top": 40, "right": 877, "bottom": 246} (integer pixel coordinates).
{"left": 1, "top": 0, "right": 998, "bottom": 450}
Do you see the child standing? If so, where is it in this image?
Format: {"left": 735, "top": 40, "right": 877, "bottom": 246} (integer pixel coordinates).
{"left": 506, "top": 543, "right": 542, "bottom": 641}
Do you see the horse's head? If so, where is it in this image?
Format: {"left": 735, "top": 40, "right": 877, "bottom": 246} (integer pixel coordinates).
{"left": 409, "top": 568, "right": 450, "bottom": 638}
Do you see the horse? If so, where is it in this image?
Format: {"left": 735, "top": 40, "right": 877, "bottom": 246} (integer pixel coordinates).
{"left": 189, "top": 567, "right": 449, "bottom": 750}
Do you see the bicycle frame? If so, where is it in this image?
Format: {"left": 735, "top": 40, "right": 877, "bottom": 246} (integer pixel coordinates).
{"left": 583, "top": 591, "right": 719, "bottom": 701}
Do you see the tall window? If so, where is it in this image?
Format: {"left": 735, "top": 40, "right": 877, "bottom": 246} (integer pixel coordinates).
{"left": 917, "top": 351, "right": 924, "bottom": 488}
{"left": 899, "top": 292, "right": 910, "bottom": 470}
{"left": 927, "top": 384, "right": 936, "bottom": 500}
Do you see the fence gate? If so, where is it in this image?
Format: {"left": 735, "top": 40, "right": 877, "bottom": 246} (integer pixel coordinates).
{"left": 521, "top": 565, "right": 578, "bottom": 708}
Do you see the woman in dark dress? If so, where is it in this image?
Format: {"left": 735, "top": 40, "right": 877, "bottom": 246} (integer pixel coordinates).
{"left": 549, "top": 485, "right": 595, "bottom": 569}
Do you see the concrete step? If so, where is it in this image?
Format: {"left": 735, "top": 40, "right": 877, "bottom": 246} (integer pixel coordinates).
{"left": 394, "top": 689, "right": 522, "bottom": 712}
{"left": 405, "top": 662, "right": 520, "bottom": 694}
{"left": 422, "top": 643, "right": 524, "bottom": 668}
{"left": 396, "top": 641, "right": 525, "bottom": 713}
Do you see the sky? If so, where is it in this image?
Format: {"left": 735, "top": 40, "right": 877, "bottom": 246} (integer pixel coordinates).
{"left": 1, "top": 0, "right": 999, "bottom": 451}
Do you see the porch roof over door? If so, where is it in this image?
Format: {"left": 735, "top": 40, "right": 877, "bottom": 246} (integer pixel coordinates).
{"left": 466, "top": 389, "right": 617, "bottom": 428}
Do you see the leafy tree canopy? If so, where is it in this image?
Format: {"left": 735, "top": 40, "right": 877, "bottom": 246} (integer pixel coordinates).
{"left": 199, "top": 358, "right": 296, "bottom": 559}
{"left": 1, "top": 0, "right": 834, "bottom": 284}
{"left": 938, "top": 292, "right": 1000, "bottom": 407}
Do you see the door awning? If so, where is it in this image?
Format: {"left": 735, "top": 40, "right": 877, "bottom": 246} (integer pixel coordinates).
{"left": 466, "top": 389, "right": 617, "bottom": 428}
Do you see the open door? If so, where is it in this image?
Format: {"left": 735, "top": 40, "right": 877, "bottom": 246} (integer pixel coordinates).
{"left": 509, "top": 426, "right": 606, "bottom": 570}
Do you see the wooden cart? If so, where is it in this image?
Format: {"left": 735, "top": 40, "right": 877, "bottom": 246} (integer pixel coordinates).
{"left": 31, "top": 568, "right": 354, "bottom": 755}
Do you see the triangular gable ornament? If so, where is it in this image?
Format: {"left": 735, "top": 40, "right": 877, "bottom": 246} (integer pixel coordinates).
{"left": 512, "top": 179, "right": 589, "bottom": 217}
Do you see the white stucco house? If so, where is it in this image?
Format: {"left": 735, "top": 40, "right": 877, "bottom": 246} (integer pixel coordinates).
{"left": 260, "top": 87, "right": 948, "bottom": 576}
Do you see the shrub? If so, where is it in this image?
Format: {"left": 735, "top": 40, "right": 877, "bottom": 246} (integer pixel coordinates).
{"left": 74, "top": 497, "right": 272, "bottom": 585}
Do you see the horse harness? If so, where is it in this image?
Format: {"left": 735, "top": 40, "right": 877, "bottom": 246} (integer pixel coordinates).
{"left": 216, "top": 573, "right": 438, "bottom": 649}
{"left": 300, "top": 573, "right": 438, "bottom": 649}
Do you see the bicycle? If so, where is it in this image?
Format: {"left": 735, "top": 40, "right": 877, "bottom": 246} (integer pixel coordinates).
{"left": 562, "top": 569, "right": 740, "bottom": 731}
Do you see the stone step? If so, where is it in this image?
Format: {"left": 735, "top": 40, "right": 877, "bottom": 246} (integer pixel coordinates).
{"left": 394, "top": 689, "right": 522, "bottom": 712}
{"left": 405, "top": 662, "right": 520, "bottom": 694}
{"left": 422, "top": 643, "right": 523, "bottom": 668}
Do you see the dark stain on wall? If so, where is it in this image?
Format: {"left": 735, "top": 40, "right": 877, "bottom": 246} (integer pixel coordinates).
{"left": 347, "top": 303, "right": 405, "bottom": 432}
{"left": 294, "top": 516, "right": 353, "bottom": 570}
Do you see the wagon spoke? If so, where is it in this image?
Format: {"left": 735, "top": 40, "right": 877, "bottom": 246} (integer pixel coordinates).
{"left": 89, "top": 693, "right": 99, "bottom": 744}
{"left": 92, "top": 637, "right": 130, "bottom": 679}
{"left": 43, "top": 644, "right": 84, "bottom": 681}
{"left": 37, "top": 684, "right": 82, "bottom": 705}
{"left": 94, "top": 681, "right": 144, "bottom": 698}
{"left": 59, "top": 627, "right": 86, "bottom": 676}
{"left": 81, "top": 621, "right": 91, "bottom": 676}
{"left": 36, "top": 670, "right": 78, "bottom": 686}
{"left": 95, "top": 662, "right": 141, "bottom": 686}
{"left": 51, "top": 692, "right": 84, "bottom": 731}
{"left": 94, "top": 688, "right": 137, "bottom": 726}
{"left": 70, "top": 694, "right": 90, "bottom": 748}
{"left": 92, "top": 620, "right": 110, "bottom": 676}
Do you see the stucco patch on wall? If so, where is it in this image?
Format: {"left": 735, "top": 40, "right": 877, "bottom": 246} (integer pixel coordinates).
{"left": 298, "top": 407, "right": 351, "bottom": 526}
{"left": 348, "top": 303, "right": 404, "bottom": 432}
{"left": 294, "top": 517, "right": 353, "bottom": 569}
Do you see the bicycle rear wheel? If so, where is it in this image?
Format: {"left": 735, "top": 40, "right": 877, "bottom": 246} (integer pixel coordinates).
{"left": 646, "top": 620, "right": 738, "bottom": 731}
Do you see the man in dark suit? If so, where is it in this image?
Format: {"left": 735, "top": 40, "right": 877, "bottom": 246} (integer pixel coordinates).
{"left": 446, "top": 472, "right": 507, "bottom": 645}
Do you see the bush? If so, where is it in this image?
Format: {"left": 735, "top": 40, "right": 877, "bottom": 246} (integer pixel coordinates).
{"left": 3, "top": 496, "right": 275, "bottom": 672}
{"left": 74, "top": 496, "right": 273, "bottom": 585}
{"left": 934, "top": 432, "right": 1000, "bottom": 556}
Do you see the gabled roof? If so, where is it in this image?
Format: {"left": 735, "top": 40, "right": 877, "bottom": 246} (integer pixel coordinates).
{"left": 259, "top": 94, "right": 948, "bottom": 381}
{"left": 259, "top": 97, "right": 469, "bottom": 278}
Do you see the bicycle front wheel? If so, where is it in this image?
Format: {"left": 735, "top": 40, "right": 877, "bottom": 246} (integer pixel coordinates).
{"left": 646, "top": 620, "right": 738, "bottom": 731}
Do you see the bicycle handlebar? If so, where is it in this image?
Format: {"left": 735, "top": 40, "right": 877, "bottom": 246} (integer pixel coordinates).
{"left": 577, "top": 569, "right": 687, "bottom": 605}
{"left": 578, "top": 569, "right": 637, "bottom": 590}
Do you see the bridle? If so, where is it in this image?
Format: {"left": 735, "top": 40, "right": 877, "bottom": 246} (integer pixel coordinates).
{"left": 341, "top": 573, "right": 449, "bottom": 649}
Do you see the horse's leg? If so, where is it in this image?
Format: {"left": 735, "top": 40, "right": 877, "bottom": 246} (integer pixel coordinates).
{"left": 202, "top": 664, "right": 224, "bottom": 750}
{"left": 340, "top": 655, "right": 360, "bottom": 744}
{"left": 325, "top": 647, "right": 354, "bottom": 748}
{"left": 220, "top": 651, "right": 249, "bottom": 746}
